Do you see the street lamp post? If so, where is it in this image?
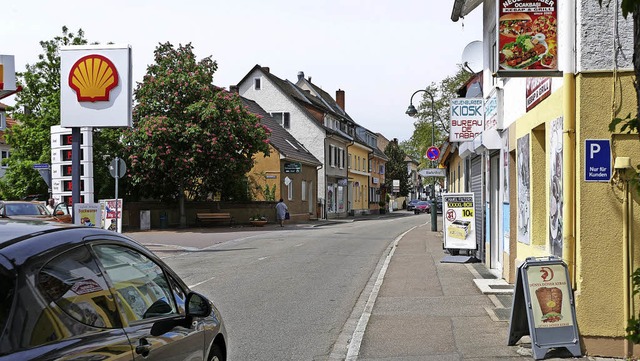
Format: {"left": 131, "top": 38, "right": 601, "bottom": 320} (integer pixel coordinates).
{"left": 406, "top": 89, "right": 438, "bottom": 232}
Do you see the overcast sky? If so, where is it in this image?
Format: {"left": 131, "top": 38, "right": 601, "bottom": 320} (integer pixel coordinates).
{"left": 2, "top": 0, "right": 482, "bottom": 142}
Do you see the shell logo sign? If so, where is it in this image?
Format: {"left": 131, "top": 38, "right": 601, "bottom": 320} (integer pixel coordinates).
{"left": 68, "top": 55, "right": 119, "bottom": 102}
{"left": 60, "top": 45, "right": 132, "bottom": 128}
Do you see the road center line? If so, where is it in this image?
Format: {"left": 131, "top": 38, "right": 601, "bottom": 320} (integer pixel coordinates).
{"left": 188, "top": 276, "right": 216, "bottom": 289}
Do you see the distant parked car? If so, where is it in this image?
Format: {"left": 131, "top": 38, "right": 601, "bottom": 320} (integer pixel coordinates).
{"left": 406, "top": 199, "right": 420, "bottom": 211}
{"left": 414, "top": 201, "right": 430, "bottom": 214}
{"left": 0, "top": 201, "right": 52, "bottom": 220}
{"left": 425, "top": 199, "right": 443, "bottom": 214}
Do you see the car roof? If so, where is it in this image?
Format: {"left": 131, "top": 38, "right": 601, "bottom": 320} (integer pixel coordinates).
{"left": 0, "top": 219, "right": 77, "bottom": 244}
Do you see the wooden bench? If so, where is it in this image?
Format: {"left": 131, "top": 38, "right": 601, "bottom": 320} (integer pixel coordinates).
{"left": 196, "top": 212, "right": 233, "bottom": 226}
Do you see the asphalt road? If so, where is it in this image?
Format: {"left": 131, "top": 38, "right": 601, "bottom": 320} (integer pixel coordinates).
{"left": 127, "top": 213, "right": 427, "bottom": 360}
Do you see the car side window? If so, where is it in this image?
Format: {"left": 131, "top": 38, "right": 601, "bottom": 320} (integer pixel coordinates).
{"left": 168, "top": 275, "right": 187, "bottom": 315}
{"left": 38, "top": 245, "right": 120, "bottom": 329}
{"left": 92, "top": 244, "right": 177, "bottom": 324}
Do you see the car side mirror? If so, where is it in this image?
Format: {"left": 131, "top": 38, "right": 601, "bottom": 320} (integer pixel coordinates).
{"left": 187, "top": 292, "right": 212, "bottom": 317}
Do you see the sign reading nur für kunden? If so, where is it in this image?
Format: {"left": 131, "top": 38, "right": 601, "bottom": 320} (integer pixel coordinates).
{"left": 450, "top": 98, "right": 484, "bottom": 142}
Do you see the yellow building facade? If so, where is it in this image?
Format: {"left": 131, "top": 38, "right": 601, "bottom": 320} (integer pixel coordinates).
{"left": 348, "top": 142, "right": 371, "bottom": 214}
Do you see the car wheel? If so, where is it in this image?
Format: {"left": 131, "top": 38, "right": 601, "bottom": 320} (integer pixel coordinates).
{"left": 209, "top": 344, "right": 224, "bottom": 361}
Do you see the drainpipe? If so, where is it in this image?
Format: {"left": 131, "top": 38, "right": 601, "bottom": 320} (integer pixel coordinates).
{"left": 623, "top": 175, "right": 631, "bottom": 358}
{"left": 561, "top": 0, "right": 577, "bottom": 287}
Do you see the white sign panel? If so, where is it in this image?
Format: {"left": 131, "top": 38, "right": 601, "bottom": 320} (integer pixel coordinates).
{"left": 450, "top": 98, "right": 484, "bottom": 142}
{"left": 60, "top": 45, "right": 132, "bottom": 127}
{"left": 419, "top": 168, "right": 446, "bottom": 177}
{"left": 442, "top": 193, "right": 477, "bottom": 250}
{"left": 0, "top": 55, "right": 17, "bottom": 91}
{"left": 74, "top": 203, "right": 102, "bottom": 227}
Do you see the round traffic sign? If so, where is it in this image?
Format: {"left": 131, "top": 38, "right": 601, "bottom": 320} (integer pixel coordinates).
{"left": 109, "top": 158, "right": 127, "bottom": 179}
{"left": 426, "top": 146, "right": 440, "bottom": 161}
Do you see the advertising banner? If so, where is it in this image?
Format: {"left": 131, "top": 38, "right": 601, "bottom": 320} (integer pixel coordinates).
{"left": 442, "top": 193, "right": 476, "bottom": 250}
{"left": 449, "top": 98, "right": 484, "bottom": 142}
{"left": 100, "top": 198, "right": 123, "bottom": 233}
{"left": 526, "top": 78, "right": 552, "bottom": 111}
{"left": 74, "top": 203, "right": 101, "bottom": 227}
{"left": 497, "top": 0, "right": 558, "bottom": 73}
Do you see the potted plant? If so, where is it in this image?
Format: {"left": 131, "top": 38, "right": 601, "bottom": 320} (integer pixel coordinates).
{"left": 378, "top": 200, "right": 386, "bottom": 214}
{"left": 249, "top": 214, "right": 268, "bottom": 226}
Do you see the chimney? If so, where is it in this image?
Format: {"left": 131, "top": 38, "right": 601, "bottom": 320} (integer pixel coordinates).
{"left": 262, "top": 67, "right": 270, "bottom": 73}
{"left": 229, "top": 85, "right": 239, "bottom": 94}
{"left": 336, "top": 89, "right": 345, "bottom": 110}
{"left": 297, "top": 71, "right": 304, "bottom": 81}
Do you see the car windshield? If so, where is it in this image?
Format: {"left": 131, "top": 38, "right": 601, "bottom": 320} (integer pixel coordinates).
{"left": 5, "top": 203, "right": 49, "bottom": 216}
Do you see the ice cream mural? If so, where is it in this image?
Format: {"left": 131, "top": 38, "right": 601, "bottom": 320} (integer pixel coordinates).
{"left": 527, "top": 264, "right": 573, "bottom": 328}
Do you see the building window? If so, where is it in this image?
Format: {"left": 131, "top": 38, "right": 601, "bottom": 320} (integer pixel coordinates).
{"left": 254, "top": 77, "right": 261, "bottom": 90}
{"left": 339, "top": 148, "right": 345, "bottom": 169}
{"left": 330, "top": 145, "right": 336, "bottom": 167}
{"left": 1, "top": 151, "right": 9, "bottom": 168}
{"left": 379, "top": 164, "right": 385, "bottom": 174}
{"left": 287, "top": 182, "right": 293, "bottom": 201}
{"left": 302, "top": 181, "right": 307, "bottom": 201}
{"left": 271, "top": 112, "right": 290, "bottom": 129}
{"left": 348, "top": 153, "right": 352, "bottom": 169}
{"left": 368, "top": 159, "right": 372, "bottom": 172}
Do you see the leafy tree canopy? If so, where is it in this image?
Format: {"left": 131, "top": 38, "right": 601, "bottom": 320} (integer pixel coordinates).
{"left": 402, "top": 65, "right": 472, "bottom": 169}
{"left": 0, "top": 27, "right": 88, "bottom": 199}
{"left": 123, "top": 42, "right": 271, "bottom": 202}
{"left": 384, "top": 140, "right": 410, "bottom": 197}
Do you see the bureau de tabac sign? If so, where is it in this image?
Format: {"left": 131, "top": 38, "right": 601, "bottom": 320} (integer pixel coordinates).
{"left": 60, "top": 45, "right": 132, "bottom": 127}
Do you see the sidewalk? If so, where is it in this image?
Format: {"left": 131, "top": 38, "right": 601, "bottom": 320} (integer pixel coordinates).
{"left": 353, "top": 223, "right": 621, "bottom": 361}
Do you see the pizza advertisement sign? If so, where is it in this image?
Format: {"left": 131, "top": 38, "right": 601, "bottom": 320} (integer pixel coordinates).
{"left": 497, "top": 0, "right": 558, "bottom": 73}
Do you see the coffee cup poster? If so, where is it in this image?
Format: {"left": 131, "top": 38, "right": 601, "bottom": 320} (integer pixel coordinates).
{"left": 498, "top": 0, "right": 558, "bottom": 72}
{"left": 526, "top": 263, "right": 574, "bottom": 328}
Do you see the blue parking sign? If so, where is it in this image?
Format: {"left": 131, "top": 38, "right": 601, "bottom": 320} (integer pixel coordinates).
{"left": 585, "top": 139, "right": 611, "bottom": 182}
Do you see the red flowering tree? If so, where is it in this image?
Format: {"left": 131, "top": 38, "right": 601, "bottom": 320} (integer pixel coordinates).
{"left": 123, "top": 42, "right": 270, "bottom": 225}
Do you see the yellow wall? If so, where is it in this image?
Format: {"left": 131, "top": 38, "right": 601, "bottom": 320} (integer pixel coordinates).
{"left": 575, "top": 72, "right": 640, "bottom": 340}
{"left": 514, "top": 89, "right": 563, "bottom": 259}
{"left": 512, "top": 71, "right": 640, "bottom": 354}
{"left": 447, "top": 155, "right": 465, "bottom": 194}
{"left": 348, "top": 143, "right": 370, "bottom": 211}
{"left": 249, "top": 145, "right": 280, "bottom": 201}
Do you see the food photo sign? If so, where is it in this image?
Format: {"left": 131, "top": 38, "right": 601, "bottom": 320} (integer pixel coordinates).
{"left": 497, "top": 0, "right": 558, "bottom": 75}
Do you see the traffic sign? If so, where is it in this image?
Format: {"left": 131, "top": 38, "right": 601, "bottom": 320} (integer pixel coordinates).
{"left": 33, "top": 163, "right": 50, "bottom": 169}
{"left": 109, "top": 158, "right": 127, "bottom": 179}
{"left": 585, "top": 139, "right": 611, "bottom": 182}
{"left": 426, "top": 146, "right": 440, "bottom": 161}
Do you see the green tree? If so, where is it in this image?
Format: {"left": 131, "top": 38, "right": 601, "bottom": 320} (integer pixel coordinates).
{"left": 0, "top": 27, "right": 88, "bottom": 199}
{"left": 384, "top": 140, "right": 410, "bottom": 197}
{"left": 123, "top": 42, "right": 271, "bottom": 226}
{"left": 403, "top": 65, "right": 472, "bottom": 169}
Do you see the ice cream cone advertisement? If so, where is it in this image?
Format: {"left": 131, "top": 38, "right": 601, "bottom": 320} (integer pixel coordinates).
{"left": 442, "top": 193, "right": 476, "bottom": 250}
{"left": 526, "top": 263, "right": 573, "bottom": 328}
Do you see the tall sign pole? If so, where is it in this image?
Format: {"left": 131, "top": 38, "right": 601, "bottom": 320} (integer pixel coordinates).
{"left": 109, "top": 157, "right": 126, "bottom": 232}
{"left": 71, "top": 128, "right": 81, "bottom": 222}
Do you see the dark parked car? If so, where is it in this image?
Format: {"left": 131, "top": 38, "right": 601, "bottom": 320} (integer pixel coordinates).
{"left": 406, "top": 199, "right": 420, "bottom": 211}
{"left": 0, "top": 220, "right": 227, "bottom": 360}
{"left": 0, "top": 200, "right": 51, "bottom": 219}
{"left": 413, "top": 201, "right": 430, "bottom": 214}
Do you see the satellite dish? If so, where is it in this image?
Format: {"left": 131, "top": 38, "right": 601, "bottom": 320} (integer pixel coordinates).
{"left": 461, "top": 40, "right": 483, "bottom": 73}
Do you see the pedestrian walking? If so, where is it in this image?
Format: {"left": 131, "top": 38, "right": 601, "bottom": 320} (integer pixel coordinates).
{"left": 275, "top": 198, "right": 288, "bottom": 227}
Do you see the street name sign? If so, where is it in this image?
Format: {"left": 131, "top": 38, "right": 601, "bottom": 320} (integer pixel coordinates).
{"left": 419, "top": 168, "right": 446, "bottom": 177}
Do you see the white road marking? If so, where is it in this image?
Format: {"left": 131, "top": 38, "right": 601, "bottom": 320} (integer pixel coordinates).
{"left": 345, "top": 226, "right": 416, "bottom": 360}
{"left": 258, "top": 256, "right": 268, "bottom": 261}
{"left": 295, "top": 243, "right": 304, "bottom": 247}
{"left": 188, "top": 276, "right": 216, "bottom": 289}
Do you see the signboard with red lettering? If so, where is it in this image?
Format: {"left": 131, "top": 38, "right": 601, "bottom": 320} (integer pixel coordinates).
{"left": 449, "top": 98, "right": 484, "bottom": 142}
{"left": 526, "top": 78, "right": 552, "bottom": 111}
{"left": 497, "top": 0, "right": 558, "bottom": 74}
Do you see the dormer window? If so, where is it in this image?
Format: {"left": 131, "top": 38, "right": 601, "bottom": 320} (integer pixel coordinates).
{"left": 271, "top": 112, "right": 290, "bottom": 129}
{"left": 254, "top": 77, "right": 261, "bottom": 90}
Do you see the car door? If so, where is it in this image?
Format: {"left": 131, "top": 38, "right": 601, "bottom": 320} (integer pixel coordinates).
{"left": 91, "top": 242, "right": 205, "bottom": 361}
{"left": 1, "top": 244, "right": 134, "bottom": 360}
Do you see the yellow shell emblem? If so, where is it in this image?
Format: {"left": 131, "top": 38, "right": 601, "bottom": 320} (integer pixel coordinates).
{"left": 68, "top": 54, "right": 119, "bottom": 102}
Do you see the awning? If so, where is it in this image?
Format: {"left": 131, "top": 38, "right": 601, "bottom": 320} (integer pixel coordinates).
{"left": 481, "top": 129, "right": 503, "bottom": 150}
{"left": 451, "top": 0, "right": 484, "bottom": 22}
